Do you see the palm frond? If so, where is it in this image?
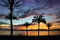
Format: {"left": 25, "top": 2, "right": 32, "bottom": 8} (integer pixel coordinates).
{"left": 14, "top": 0, "right": 20, "bottom": 7}
{"left": 0, "top": 4, "right": 8, "bottom": 9}
{"left": 7, "top": 0, "right": 10, "bottom": 5}
{"left": 34, "top": 16, "right": 37, "bottom": 18}
{"left": 11, "top": 0, "right": 15, "bottom": 6}
{"left": 14, "top": 4, "right": 22, "bottom": 8}
{"left": 36, "top": 15, "right": 38, "bottom": 18}
{"left": 1, "top": 0, "right": 9, "bottom": 7}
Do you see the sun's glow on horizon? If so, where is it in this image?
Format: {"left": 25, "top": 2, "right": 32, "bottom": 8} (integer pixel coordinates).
{"left": 15, "top": 22, "right": 60, "bottom": 30}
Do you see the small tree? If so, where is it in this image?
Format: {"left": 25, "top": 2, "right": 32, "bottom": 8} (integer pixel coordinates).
{"left": 24, "top": 22, "right": 29, "bottom": 36}
{"left": 46, "top": 23, "right": 52, "bottom": 36}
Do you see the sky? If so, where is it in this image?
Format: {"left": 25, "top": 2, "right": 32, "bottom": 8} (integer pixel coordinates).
{"left": 0, "top": 0, "right": 60, "bottom": 23}
{"left": 0, "top": 15, "right": 53, "bottom": 25}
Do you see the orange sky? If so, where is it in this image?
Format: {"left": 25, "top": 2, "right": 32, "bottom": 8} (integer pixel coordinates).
{"left": 0, "top": 22, "right": 60, "bottom": 30}
{"left": 15, "top": 22, "right": 60, "bottom": 30}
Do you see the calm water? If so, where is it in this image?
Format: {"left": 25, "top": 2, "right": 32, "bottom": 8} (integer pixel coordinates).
{"left": 0, "top": 31, "right": 11, "bottom": 35}
{"left": 13, "top": 31, "right": 60, "bottom": 36}
{"left": 0, "top": 31, "right": 60, "bottom": 36}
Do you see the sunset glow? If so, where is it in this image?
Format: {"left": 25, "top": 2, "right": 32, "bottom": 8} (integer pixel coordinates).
{"left": 0, "top": 0, "right": 60, "bottom": 36}
{"left": 15, "top": 22, "right": 60, "bottom": 30}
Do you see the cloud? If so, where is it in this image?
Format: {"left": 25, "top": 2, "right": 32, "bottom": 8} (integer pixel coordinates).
{"left": 55, "top": 16, "right": 60, "bottom": 19}
{"left": 0, "top": 0, "right": 60, "bottom": 19}
{"left": 54, "top": 20, "right": 60, "bottom": 23}
{"left": 54, "top": 11, "right": 60, "bottom": 19}
{"left": 22, "top": 0, "right": 60, "bottom": 8}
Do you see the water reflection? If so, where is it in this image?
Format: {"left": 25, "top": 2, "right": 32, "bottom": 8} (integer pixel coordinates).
{"left": 0, "top": 31, "right": 10, "bottom": 35}
{"left": 0, "top": 31, "right": 60, "bottom": 36}
{"left": 13, "top": 31, "right": 60, "bottom": 36}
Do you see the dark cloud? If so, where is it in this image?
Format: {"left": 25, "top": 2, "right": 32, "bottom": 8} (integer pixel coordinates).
{"left": 34, "top": 0, "right": 60, "bottom": 7}
{"left": 54, "top": 11, "right": 60, "bottom": 19}
{"left": 13, "top": 0, "right": 60, "bottom": 18}
{"left": 56, "top": 16, "right": 60, "bottom": 19}
{"left": 46, "top": 11, "right": 60, "bottom": 19}
{"left": 0, "top": 0, "right": 60, "bottom": 18}
{"left": 0, "top": 22, "right": 8, "bottom": 24}
{"left": 23, "top": 0, "right": 60, "bottom": 7}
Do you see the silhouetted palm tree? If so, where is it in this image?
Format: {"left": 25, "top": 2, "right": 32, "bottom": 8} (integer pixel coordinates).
{"left": 0, "top": 0, "right": 22, "bottom": 36}
{"left": 24, "top": 22, "right": 29, "bottom": 36}
{"left": 5, "top": 14, "right": 18, "bottom": 20}
{"left": 32, "top": 15, "right": 46, "bottom": 36}
{"left": 46, "top": 23, "right": 52, "bottom": 36}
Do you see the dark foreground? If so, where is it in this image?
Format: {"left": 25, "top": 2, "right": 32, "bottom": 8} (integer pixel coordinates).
{"left": 0, "top": 35, "right": 60, "bottom": 40}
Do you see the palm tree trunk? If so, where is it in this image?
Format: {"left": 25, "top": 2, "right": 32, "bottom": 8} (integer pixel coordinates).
{"left": 10, "top": 10, "right": 13, "bottom": 36}
{"left": 48, "top": 27, "right": 49, "bottom": 36}
{"left": 38, "top": 23, "right": 40, "bottom": 36}
{"left": 10, "top": 18, "right": 13, "bottom": 36}
{"left": 26, "top": 26, "right": 28, "bottom": 36}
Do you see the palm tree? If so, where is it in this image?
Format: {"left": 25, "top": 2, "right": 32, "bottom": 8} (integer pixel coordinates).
{"left": 0, "top": 0, "right": 22, "bottom": 36}
{"left": 24, "top": 22, "right": 29, "bottom": 36}
{"left": 5, "top": 14, "right": 18, "bottom": 20}
{"left": 32, "top": 15, "right": 46, "bottom": 36}
{"left": 46, "top": 23, "right": 52, "bottom": 36}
